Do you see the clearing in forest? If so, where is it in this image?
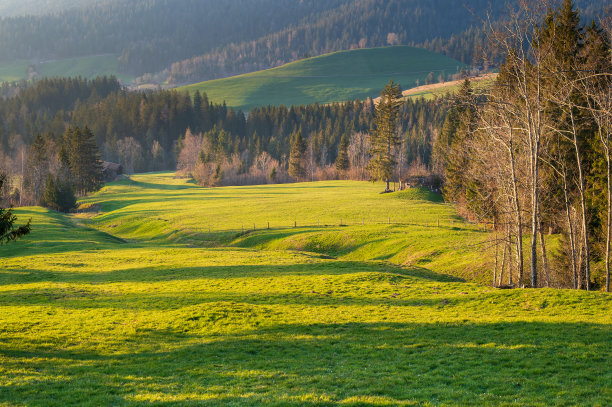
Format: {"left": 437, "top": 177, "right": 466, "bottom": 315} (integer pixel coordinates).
{"left": 1, "top": 173, "right": 610, "bottom": 406}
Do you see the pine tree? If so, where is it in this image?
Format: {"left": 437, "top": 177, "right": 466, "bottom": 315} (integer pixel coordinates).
{"left": 192, "top": 90, "right": 203, "bottom": 132}
{"left": 335, "top": 133, "right": 349, "bottom": 172}
{"left": 25, "top": 133, "right": 51, "bottom": 204}
{"left": 288, "top": 131, "right": 307, "bottom": 180}
{"left": 439, "top": 79, "right": 476, "bottom": 202}
{"left": 0, "top": 173, "right": 30, "bottom": 245}
{"left": 368, "top": 80, "right": 402, "bottom": 191}
{"left": 270, "top": 167, "right": 277, "bottom": 183}
{"left": 43, "top": 175, "right": 76, "bottom": 213}
{"left": 212, "top": 164, "right": 223, "bottom": 187}
{"left": 65, "top": 126, "right": 104, "bottom": 194}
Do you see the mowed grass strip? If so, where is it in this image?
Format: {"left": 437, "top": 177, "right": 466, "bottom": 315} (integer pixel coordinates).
{"left": 1, "top": 175, "right": 610, "bottom": 405}
{"left": 178, "top": 46, "right": 464, "bottom": 111}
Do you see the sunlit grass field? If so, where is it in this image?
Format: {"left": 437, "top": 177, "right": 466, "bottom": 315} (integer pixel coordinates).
{"left": 1, "top": 174, "right": 610, "bottom": 406}
{"left": 403, "top": 75, "right": 496, "bottom": 101}
{"left": 178, "top": 46, "right": 464, "bottom": 111}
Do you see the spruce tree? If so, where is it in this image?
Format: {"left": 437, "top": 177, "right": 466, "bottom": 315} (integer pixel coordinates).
{"left": 0, "top": 173, "right": 30, "bottom": 245}
{"left": 212, "top": 163, "right": 223, "bottom": 187}
{"left": 335, "top": 134, "right": 349, "bottom": 172}
{"left": 43, "top": 175, "right": 76, "bottom": 213}
{"left": 65, "top": 126, "right": 104, "bottom": 195}
{"left": 288, "top": 131, "right": 307, "bottom": 180}
{"left": 270, "top": 167, "right": 277, "bottom": 183}
{"left": 192, "top": 90, "right": 203, "bottom": 132}
{"left": 367, "top": 80, "right": 402, "bottom": 191}
{"left": 26, "top": 133, "right": 51, "bottom": 204}
{"left": 439, "top": 79, "right": 476, "bottom": 202}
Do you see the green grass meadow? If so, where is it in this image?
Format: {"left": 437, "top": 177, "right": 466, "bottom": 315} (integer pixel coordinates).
{"left": 178, "top": 47, "right": 464, "bottom": 111}
{"left": 403, "top": 76, "right": 496, "bottom": 101}
{"left": 0, "top": 55, "right": 134, "bottom": 83}
{"left": 1, "top": 173, "right": 610, "bottom": 406}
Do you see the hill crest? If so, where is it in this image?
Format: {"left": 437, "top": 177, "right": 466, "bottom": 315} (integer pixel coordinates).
{"left": 179, "top": 46, "right": 464, "bottom": 111}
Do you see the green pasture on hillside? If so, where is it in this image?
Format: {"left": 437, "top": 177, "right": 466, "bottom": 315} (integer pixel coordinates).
{"left": 404, "top": 76, "right": 496, "bottom": 101}
{"left": 178, "top": 46, "right": 464, "bottom": 111}
{"left": 76, "top": 173, "right": 488, "bottom": 282}
{"left": 0, "top": 55, "right": 134, "bottom": 83}
{"left": 1, "top": 174, "right": 610, "bottom": 405}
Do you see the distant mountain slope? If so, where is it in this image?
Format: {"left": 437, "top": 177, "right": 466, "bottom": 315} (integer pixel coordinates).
{"left": 178, "top": 46, "right": 464, "bottom": 111}
{"left": 0, "top": 0, "right": 347, "bottom": 76}
{"left": 0, "top": 0, "right": 604, "bottom": 84}
{"left": 0, "top": 0, "right": 95, "bottom": 17}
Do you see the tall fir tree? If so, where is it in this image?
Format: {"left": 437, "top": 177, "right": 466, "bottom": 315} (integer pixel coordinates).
{"left": 288, "top": 131, "right": 307, "bottom": 180}
{"left": 335, "top": 133, "right": 349, "bottom": 172}
{"left": 43, "top": 175, "right": 76, "bottom": 213}
{"left": 368, "top": 80, "right": 402, "bottom": 191}
{"left": 438, "top": 78, "right": 476, "bottom": 202}
{"left": 25, "top": 133, "right": 52, "bottom": 204}
{"left": 65, "top": 126, "right": 104, "bottom": 195}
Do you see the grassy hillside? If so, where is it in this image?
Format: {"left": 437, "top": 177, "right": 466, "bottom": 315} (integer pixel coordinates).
{"left": 402, "top": 73, "right": 497, "bottom": 101}
{"left": 1, "top": 174, "right": 610, "bottom": 405}
{"left": 76, "top": 173, "right": 488, "bottom": 282}
{"left": 0, "top": 55, "right": 134, "bottom": 83}
{"left": 178, "top": 46, "right": 464, "bottom": 111}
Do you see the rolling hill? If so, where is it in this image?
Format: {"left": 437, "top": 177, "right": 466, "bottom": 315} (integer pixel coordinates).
{"left": 0, "top": 55, "right": 134, "bottom": 84}
{"left": 179, "top": 46, "right": 464, "bottom": 111}
{"left": 1, "top": 174, "right": 610, "bottom": 405}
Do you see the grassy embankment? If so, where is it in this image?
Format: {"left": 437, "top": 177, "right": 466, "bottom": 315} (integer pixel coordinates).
{"left": 178, "top": 46, "right": 464, "bottom": 111}
{"left": 0, "top": 173, "right": 610, "bottom": 406}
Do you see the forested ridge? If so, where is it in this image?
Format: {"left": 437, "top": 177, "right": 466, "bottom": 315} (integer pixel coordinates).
{"left": 0, "top": 0, "right": 604, "bottom": 84}
{"left": 0, "top": 0, "right": 346, "bottom": 77}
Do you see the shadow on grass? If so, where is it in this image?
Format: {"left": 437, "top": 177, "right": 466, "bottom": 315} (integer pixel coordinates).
{"left": 0, "top": 321, "right": 609, "bottom": 405}
{"left": 0, "top": 210, "right": 127, "bottom": 258}
{"left": 0, "top": 260, "right": 462, "bottom": 286}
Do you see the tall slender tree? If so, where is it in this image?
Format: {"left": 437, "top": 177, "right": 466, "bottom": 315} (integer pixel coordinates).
{"left": 64, "top": 126, "right": 104, "bottom": 195}
{"left": 288, "top": 131, "right": 307, "bottom": 180}
{"left": 368, "top": 80, "right": 402, "bottom": 191}
{"left": 335, "top": 133, "right": 349, "bottom": 172}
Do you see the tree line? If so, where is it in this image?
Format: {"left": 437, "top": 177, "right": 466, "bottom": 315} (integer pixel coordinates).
{"left": 0, "top": 75, "right": 450, "bottom": 205}
{"left": 436, "top": 0, "right": 612, "bottom": 291}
